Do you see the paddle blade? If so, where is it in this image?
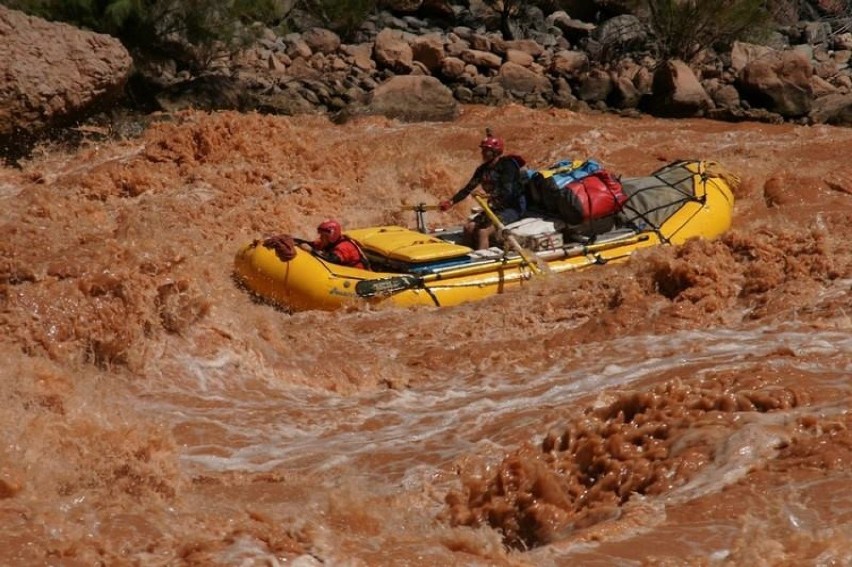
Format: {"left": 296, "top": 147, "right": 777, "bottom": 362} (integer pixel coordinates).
{"left": 355, "top": 274, "right": 421, "bottom": 298}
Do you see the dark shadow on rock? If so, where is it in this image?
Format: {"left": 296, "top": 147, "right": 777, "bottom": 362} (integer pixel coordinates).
{"left": 154, "top": 75, "right": 254, "bottom": 113}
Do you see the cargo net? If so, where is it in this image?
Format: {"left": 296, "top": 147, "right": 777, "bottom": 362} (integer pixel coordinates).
{"left": 617, "top": 160, "right": 740, "bottom": 234}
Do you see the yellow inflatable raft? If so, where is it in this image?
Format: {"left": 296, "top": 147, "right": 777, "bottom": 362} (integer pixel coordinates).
{"left": 234, "top": 160, "right": 737, "bottom": 312}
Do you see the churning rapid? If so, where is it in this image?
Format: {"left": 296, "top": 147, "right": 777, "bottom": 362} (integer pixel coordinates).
{"left": 1, "top": 105, "right": 850, "bottom": 566}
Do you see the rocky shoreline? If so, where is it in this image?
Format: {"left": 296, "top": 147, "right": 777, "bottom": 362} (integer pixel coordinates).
{"left": 2, "top": 2, "right": 852, "bottom": 162}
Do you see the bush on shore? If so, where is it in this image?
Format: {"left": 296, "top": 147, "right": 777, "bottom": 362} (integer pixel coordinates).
{"left": 631, "top": 0, "right": 774, "bottom": 62}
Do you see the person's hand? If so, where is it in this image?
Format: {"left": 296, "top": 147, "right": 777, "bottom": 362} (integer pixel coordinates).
{"left": 298, "top": 242, "right": 313, "bottom": 252}
{"left": 439, "top": 199, "right": 452, "bottom": 212}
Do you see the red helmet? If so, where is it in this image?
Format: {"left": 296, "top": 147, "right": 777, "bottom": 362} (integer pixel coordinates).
{"left": 317, "top": 219, "right": 342, "bottom": 242}
{"left": 479, "top": 134, "right": 504, "bottom": 155}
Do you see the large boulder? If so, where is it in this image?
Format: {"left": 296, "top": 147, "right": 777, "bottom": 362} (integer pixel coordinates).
{"left": 737, "top": 49, "right": 814, "bottom": 117}
{"left": 411, "top": 33, "right": 446, "bottom": 74}
{"left": 498, "top": 62, "right": 553, "bottom": 97}
{"left": 809, "top": 93, "right": 852, "bottom": 126}
{"left": 337, "top": 75, "right": 458, "bottom": 122}
{"left": 645, "top": 59, "right": 713, "bottom": 117}
{"left": 0, "top": 6, "right": 132, "bottom": 143}
{"left": 373, "top": 28, "right": 414, "bottom": 73}
{"left": 730, "top": 41, "right": 775, "bottom": 73}
{"left": 301, "top": 27, "right": 341, "bottom": 55}
{"left": 549, "top": 50, "right": 590, "bottom": 78}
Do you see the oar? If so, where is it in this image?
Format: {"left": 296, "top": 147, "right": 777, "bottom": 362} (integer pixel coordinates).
{"left": 356, "top": 254, "right": 528, "bottom": 298}
{"left": 355, "top": 273, "right": 422, "bottom": 297}
{"left": 354, "top": 231, "right": 649, "bottom": 298}
{"left": 473, "top": 195, "right": 551, "bottom": 275}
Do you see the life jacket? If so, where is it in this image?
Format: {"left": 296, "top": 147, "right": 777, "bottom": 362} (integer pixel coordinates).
{"left": 481, "top": 155, "right": 527, "bottom": 212}
{"left": 322, "top": 235, "right": 371, "bottom": 270}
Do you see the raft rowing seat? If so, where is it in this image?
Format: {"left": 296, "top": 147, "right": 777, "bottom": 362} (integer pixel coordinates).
{"left": 424, "top": 211, "right": 641, "bottom": 260}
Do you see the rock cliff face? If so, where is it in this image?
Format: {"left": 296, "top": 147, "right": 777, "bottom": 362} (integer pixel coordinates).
{"left": 0, "top": 6, "right": 131, "bottom": 145}
{"left": 1, "top": 1, "right": 851, "bottom": 162}
{"left": 135, "top": 2, "right": 852, "bottom": 128}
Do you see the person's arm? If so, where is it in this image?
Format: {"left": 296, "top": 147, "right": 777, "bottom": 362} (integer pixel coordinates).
{"left": 299, "top": 238, "right": 322, "bottom": 252}
{"left": 441, "top": 164, "right": 486, "bottom": 210}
